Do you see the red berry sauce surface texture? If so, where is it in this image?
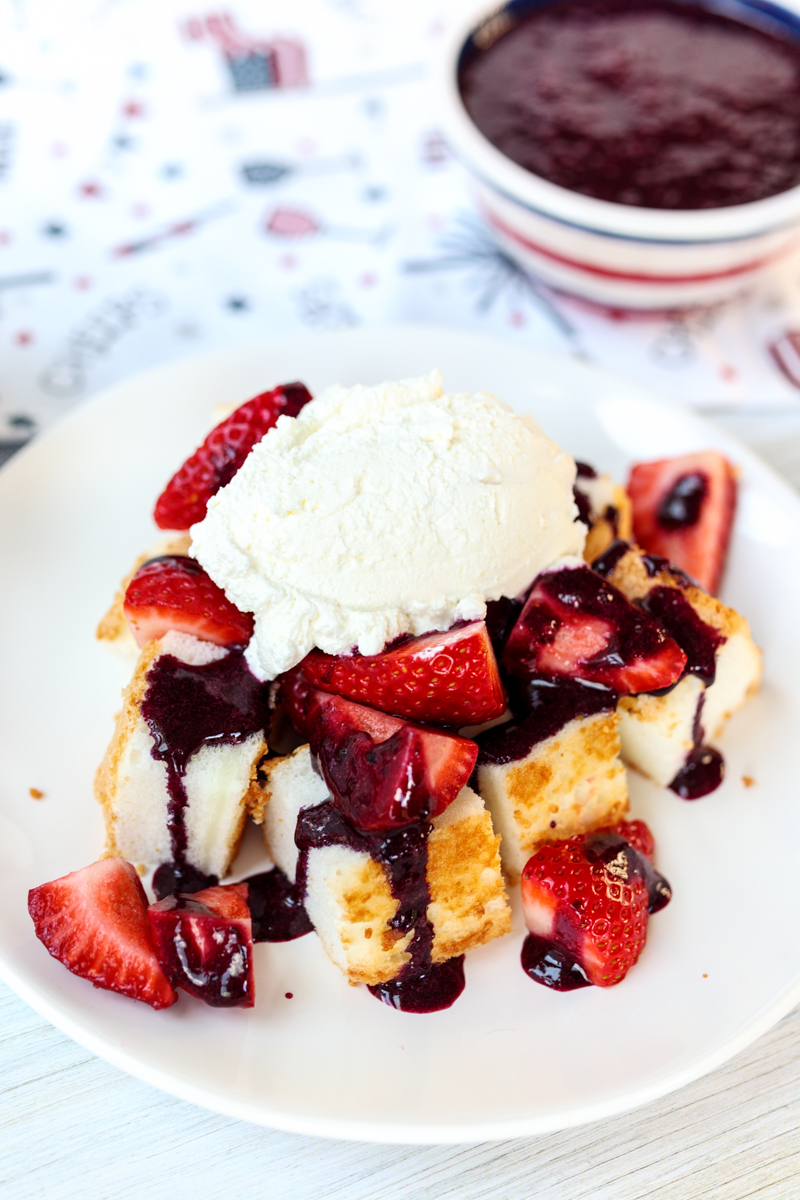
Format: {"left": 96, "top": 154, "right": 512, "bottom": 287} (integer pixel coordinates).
{"left": 459, "top": 0, "right": 800, "bottom": 209}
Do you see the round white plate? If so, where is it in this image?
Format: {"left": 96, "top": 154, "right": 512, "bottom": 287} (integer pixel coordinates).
{"left": 1, "top": 325, "right": 797, "bottom": 1144}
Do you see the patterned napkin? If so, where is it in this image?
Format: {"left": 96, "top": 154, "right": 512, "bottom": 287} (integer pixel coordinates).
{"left": 2, "top": 0, "right": 800, "bottom": 466}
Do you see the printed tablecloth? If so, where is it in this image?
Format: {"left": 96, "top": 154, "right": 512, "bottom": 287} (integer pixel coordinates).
{"left": 3, "top": 0, "right": 800, "bottom": 466}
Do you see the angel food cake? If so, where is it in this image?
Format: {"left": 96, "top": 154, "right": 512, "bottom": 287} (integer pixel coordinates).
{"left": 28, "top": 372, "right": 761, "bottom": 1012}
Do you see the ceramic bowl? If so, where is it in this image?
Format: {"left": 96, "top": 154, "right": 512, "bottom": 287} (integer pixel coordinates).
{"left": 437, "top": 0, "right": 800, "bottom": 310}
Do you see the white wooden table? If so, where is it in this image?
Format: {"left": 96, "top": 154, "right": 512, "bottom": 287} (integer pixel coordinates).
{"left": 3, "top": 407, "right": 800, "bottom": 1200}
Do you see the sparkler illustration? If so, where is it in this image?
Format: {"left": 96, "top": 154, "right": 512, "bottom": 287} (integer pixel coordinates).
{"left": 110, "top": 201, "right": 235, "bottom": 258}
{"left": 265, "top": 206, "right": 393, "bottom": 245}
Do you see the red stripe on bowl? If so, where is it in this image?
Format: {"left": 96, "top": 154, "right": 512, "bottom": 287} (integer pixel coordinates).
{"left": 485, "top": 208, "right": 791, "bottom": 284}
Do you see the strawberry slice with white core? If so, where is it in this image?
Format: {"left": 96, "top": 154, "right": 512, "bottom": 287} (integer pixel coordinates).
{"left": 124, "top": 555, "right": 254, "bottom": 648}
{"left": 503, "top": 562, "right": 686, "bottom": 694}
{"left": 300, "top": 621, "right": 506, "bottom": 726}
{"left": 28, "top": 858, "right": 177, "bottom": 1009}
{"left": 154, "top": 381, "right": 313, "bottom": 531}
{"left": 520, "top": 822, "right": 670, "bottom": 990}
{"left": 148, "top": 883, "right": 254, "bottom": 1008}
{"left": 306, "top": 690, "right": 478, "bottom": 830}
{"left": 627, "top": 451, "right": 737, "bottom": 595}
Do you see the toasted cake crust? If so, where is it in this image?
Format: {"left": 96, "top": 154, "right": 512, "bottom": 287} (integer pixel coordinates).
{"left": 95, "top": 633, "right": 266, "bottom": 876}
{"left": 478, "top": 711, "right": 629, "bottom": 881}
{"left": 583, "top": 483, "right": 633, "bottom": 564}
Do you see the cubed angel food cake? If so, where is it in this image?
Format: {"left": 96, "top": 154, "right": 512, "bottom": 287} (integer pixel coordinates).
{"left": 28, "top": 373, "right": 761, "bottom": 1012}
{"left": 592, "top": 539, "right": 762, "bottom": 793}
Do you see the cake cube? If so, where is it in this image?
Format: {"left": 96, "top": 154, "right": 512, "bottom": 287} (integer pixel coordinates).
{"left": 596, "top": 542, "right": 762, "bottom": 785}
{"left": 261, "top": 746, "right": 511, "bottom": 986}
{"left": 95, "top": 630, "right": 267, "bottom": 878}
{"left": 476, "top": 680, "right": 629, "bottom": 882}
{"left": 574, "top": 466, "right": 633, "bottom": 564}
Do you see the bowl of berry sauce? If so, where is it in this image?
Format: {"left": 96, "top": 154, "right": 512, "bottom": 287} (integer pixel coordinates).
{"left": 439, "top": 0, "right": 800, "bottom": 308}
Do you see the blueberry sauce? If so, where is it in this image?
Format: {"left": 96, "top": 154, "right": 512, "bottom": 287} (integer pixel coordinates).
{"left": 478, "top": 676, "right": 617, "bottom": 765}
{"left": 575, "top": 461, "right": 597, "bottom": 479}
{"left": 671, "top": 746, "right": 725, "bottom": 798}
{"left": 591, "top": 538, "right": 630, "bottom": 578}
{"left": 152, "top": 862, "right": 218, "bottom": 902}
{"left": 573, "top": 486, "right": 592, "bottom": 527}
{"left": 657, "top": 473, "right": 708, "bottom": 529}
{"left": 141, "top": 650, "right": 270, "bottom": 892}
{"left": 245, "top": 867, "right": 313, "bottom": 942}
{"left": 669, "top": 692, "right": 725, "bottom": 799}
{"left": 485, "top": 596, "right": 524, "bottom": 659}
{"left": 293, "top": 801, "right": 463, "bottom": 1013}
{"left": 521, "top": 935, "right": 591, "bottom": 990}
{"left": 459, "top": 0, "right": 800, "bottom": 210}
{"left": 640, "top": 552, "right": 695, "bottom": 585}
{"left": 641, "top": 585, "right": 724, "bottom": 686}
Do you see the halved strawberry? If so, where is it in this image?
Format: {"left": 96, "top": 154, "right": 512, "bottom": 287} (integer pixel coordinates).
{"left": 148, "top": 882, "right": 253, "bottom": 1008}
{"left": 627, "top": 451, "right": 737, "bottom": 595}
{"left": 123, "top": 555, "right": 254, "bottom": 648}
{"left": 306, "top": 690, "right": 478, "bottom": 830}
{"left": 154, "top": 381, "right": 313, "bottom": 531}
{"left": 502, "top": 563, "right": 686, "bottom": 694}
{"left": 520, "top": 822, "right": 671, "bottom": 990}
{"left": 299, "top": 621, "right": 506, "bottom": 727}
{"left": 28, "top": 858, "right": 177, "bottom": 1009}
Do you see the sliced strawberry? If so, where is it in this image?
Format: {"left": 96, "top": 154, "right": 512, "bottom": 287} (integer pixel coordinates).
{"left": 520, "top": 822, "right": 671, "bottom": 990}
{"left": 299, "top": 621, "right": 506, "bottom": 727}
{"left": 28, "top": 858, "right": 177, "bottom": 1009}
{"left": 502, "top": 563, "right": 686, "bottom": 694}
{"left": 306, "top": 690, "right": 478, "bottom": 830}
{"left": 123, "top": 555, "right": 254, "bottom": 648}
{"left": 627, "top": 451, "right": 737, "bottom": 595}
{"left": 148, "top": 882, "right": 254, "bottom": 1008}
{"left": 154, "top": 381, "right": 313, "bottom": 531}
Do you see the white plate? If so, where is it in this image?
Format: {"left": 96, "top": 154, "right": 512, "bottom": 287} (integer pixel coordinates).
{"left": 1, "top": 325, "right": 798, "bottom": 1144}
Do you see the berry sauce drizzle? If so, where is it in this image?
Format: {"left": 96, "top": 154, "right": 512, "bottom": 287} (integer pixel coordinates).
{"left": 522, "top": 831, "right": 671, "bottom": 989}
{"left": 478, "top": 676, "right": 617, "bottom": 765}
{"left": 641, "top": 585, "right": 724, "bottom": 686}
{"left": 670, "top": 695, "right": 725, "bottom": 799}
{"left": 141, "top": 650, "right": 269, "bottom": 892}
{"left": 591, "top": 538, "right": 630, "bottom": 578}
{"left": 658, "top": 473, "right": 708, "bottom": 529}
{"left": 294, "top": 800, "right": 465, "bottom": 1013}
{"left": 245, "top": 867, "right": 313, "bottom": 942}
{"left": 521, "top": 935, "right": 591, "bottom": 990}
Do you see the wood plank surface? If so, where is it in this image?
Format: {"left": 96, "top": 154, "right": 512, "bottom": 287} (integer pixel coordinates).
{"left": 2, "top": 979, "right": 800, "bottom": 1200}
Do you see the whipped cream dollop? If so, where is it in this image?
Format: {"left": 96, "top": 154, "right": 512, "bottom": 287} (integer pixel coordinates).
{"left": 191, "top": 370, "right": 584, "bottom": 680}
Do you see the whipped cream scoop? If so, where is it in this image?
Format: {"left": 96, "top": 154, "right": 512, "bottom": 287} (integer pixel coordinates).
{"left": 191, "top": 370, "right": 584, "bottom": 680}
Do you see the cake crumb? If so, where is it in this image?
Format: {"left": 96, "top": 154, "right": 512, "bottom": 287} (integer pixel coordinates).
{"left": 29, "top": 788, "right": 44, "bottom": 800}
{"left": 135, "top": 863, "right": 147, "bottom": 876}
{"left": 703, "top": 973, "right": 708, "bottom": 978}
{"left": 742, "top": 775, "right": 756, "bottom": 788}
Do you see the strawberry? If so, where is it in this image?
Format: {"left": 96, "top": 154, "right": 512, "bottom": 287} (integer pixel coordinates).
{"left": 502, "top": 563, "right": 686, "bottom": 694}
{"left": 306, "top": 690, "right": 478, "bottom": 830}
{"left": 148, "top": 882, "right": 254, "bottom": 1008}
{"left": 627, "top": 451, "right": 737, "bottom": 595}
{"left": 299, "top": 621, "right": 506, "bottom": 726}
{"left": 520, "top": 822, "right": 671, "bottom": 990}
{"left": 123, "top": 555, "right": 254, "bottom": 648}
{"left": 28, "top": 858, "right": 177, "bottom": 1009}
{"left": 154, "top": 381, "right": 313, "bottom": 531}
